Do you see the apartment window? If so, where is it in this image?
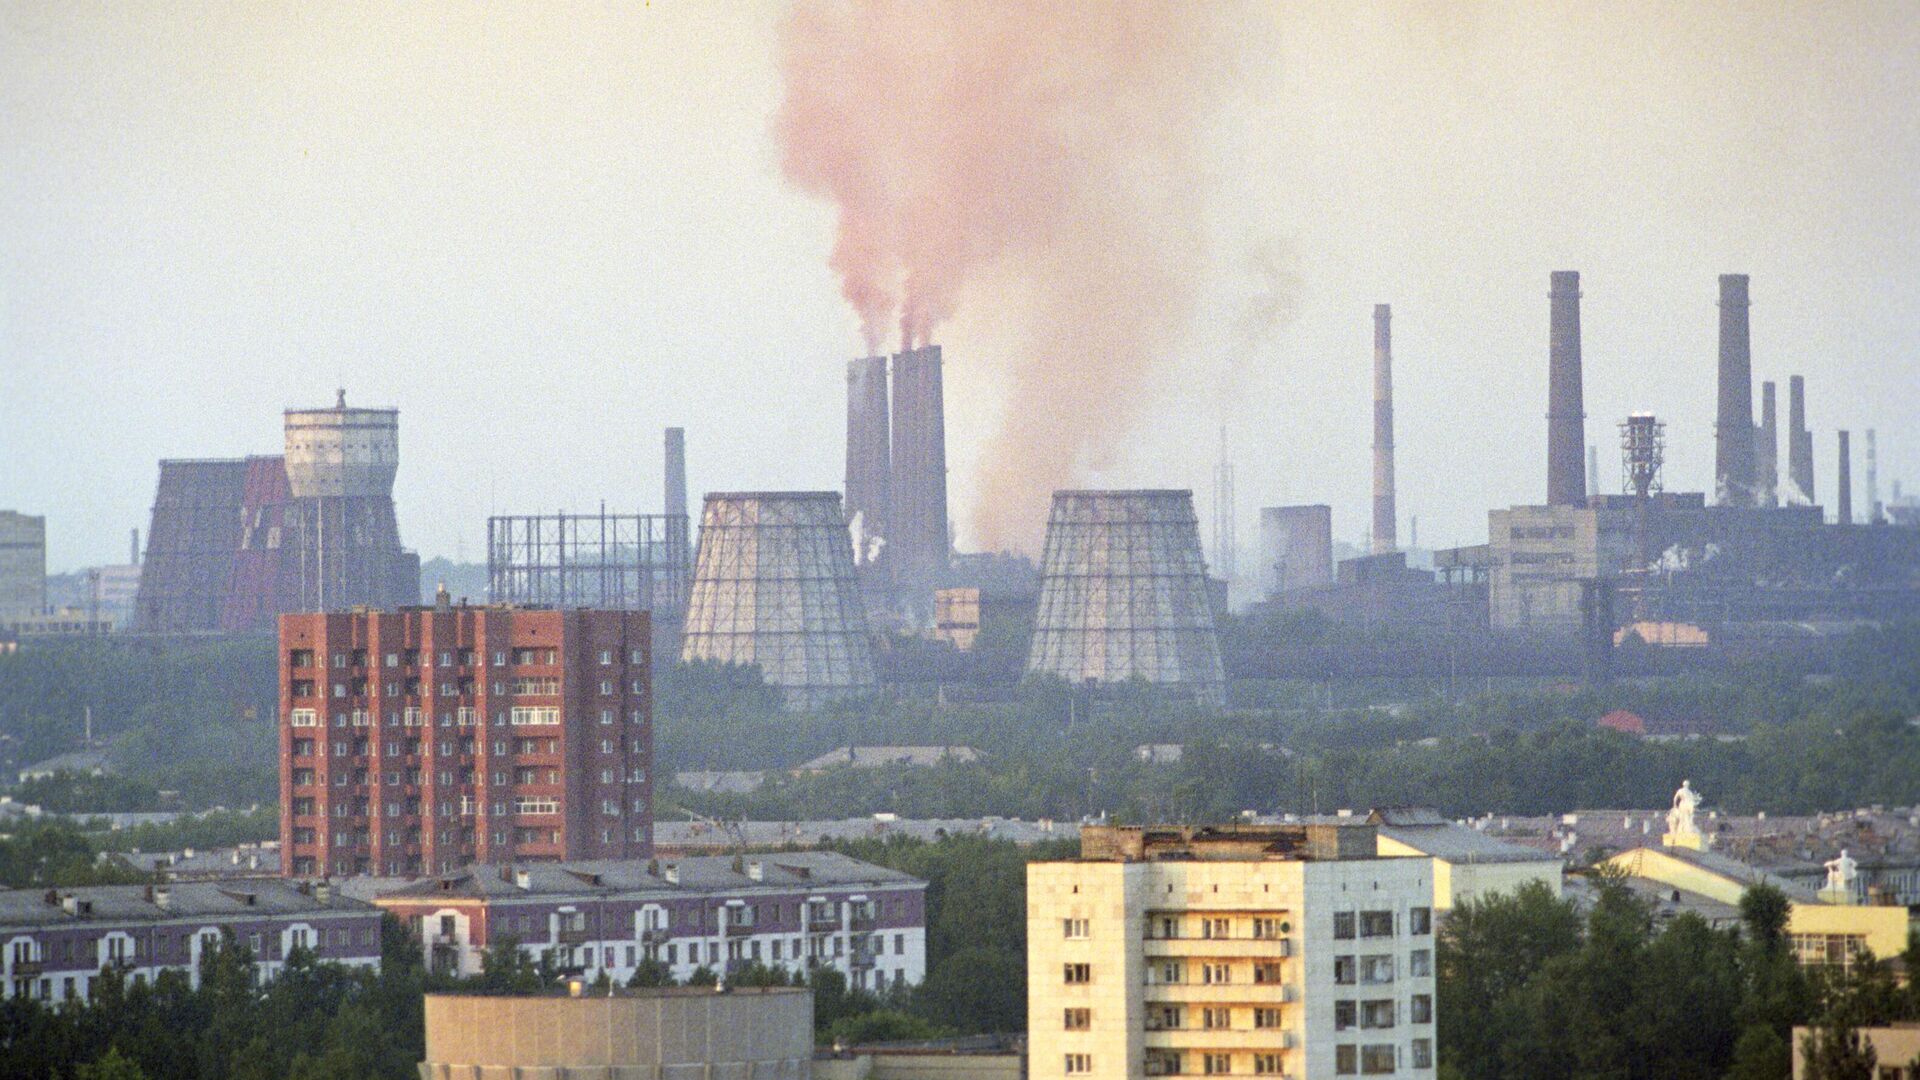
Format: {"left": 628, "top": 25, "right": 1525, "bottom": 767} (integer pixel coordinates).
{"left": 1252, "top": 961, "right": 1283, "bottom": 984}
{"left": 1360, "top": 955, "right": 1395, "bottom": 985}
{"left": 600, "top": 650, "right": 613, "bottom": 665}
{"left": 1335, "top": 1046, "right": 1357, "bottom": 1075}
{"left": 511, "top": 676, "right": 560, "bottom": 695}
{"left": 290, "top": 649, "right": 314, "bottom": 668}
{"left": 290, "top": 708, "right": 318, "bottom": 728}
{"left": 1158, "top": 916, "right": 1181, "bottom": 939}
{"left": 1359, "top": 911, "right": 1394, "bottom": 938}
{"left": 1411, "top": 1038, "right": 1433, "bottom": 1068}
{"left": 509, "top": 706, "right": 560, "bottom": 726}
{"left": 1157, "top": 961, "right": 1183, "bottom": 985}
{"left": 1410, "top": 906, "right": 1432, "bottom": 935}
{"left": 1335, "top": 1000, "right": 1356, "bottom": 1030}
{"left": 1253, "top": 1007, "right": 1282, "bottom": 1029}
{"left": 514, "top": 796, "right": 559, "bottom": 815}
{"left": 1201, "top": 962, "right": 1231, "bottom": 985}
{"left": 333, "top": 683, "right": 346, "bottom": 698}
{"left": 1360, "top": 1045, "right": 1396, "bottom": 1074}
{"left": 1063, "top": 963, "right": 1091, "bottom": 984}
{"left": 1253, "top": 1053, "right": 1284, "bottom": 1075}
{"left": 599, "top": 680, "right": 614, "bottom": 695}
{"left": 1064, "top": 1054, "right": 1091, "bottom": 1075}
{"left": 1063, "top": 1007, "right": 1090, "bottom": 1031}
{"left": 630, "top": 649, "right": 644, "bottom": 664}
{"left": 1203, "top": 1053, "right": 1232, "bottom": 1075}
{"left": 631, "top": 679, "right": 643, "bottom": 694}
{"left": 1410, "top": 948, "right": 1432, "bottom": 978}
{"left": 1333, "top": 912, "right": 1356, "bottom": 939}
{"left": 1202, "top": 1006, "right": 1230, "bottom": 1030}
{"left": 1334, "top": 956, "right": 1356, "bottom": 985}
{"left": 1360, "top": 999, "right": 1395, "bottom": 1029}
{"left": 1063, "top": 918, "right": 1089, "bottom": 939}
{"left": 1202, "top": 917, "right": 1231, "bottom": 939}
{"left": 1252, "top": 917, "right": 1287, "bottom": 939}
{"left": 1411, "top": 993, "right": 1432, "bottom": 1023}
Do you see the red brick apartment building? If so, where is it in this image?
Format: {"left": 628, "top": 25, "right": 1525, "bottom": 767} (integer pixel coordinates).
{"left": 279, "top": 604, "right": 651, "bottom": 878}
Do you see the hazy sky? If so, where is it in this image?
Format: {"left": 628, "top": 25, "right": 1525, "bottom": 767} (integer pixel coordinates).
{"left": 4, "top": 2, "right": 1917, "bottom": 575}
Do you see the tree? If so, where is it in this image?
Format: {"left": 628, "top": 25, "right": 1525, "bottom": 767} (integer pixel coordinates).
{"left": 1724, "top": 1024, "right": 1789, "bottom": 1080}
{"left": 626, "top": 956, "right": 675, "bottom": 988}
{"left": 74, "top": 1048, "right": 148, "bottom": 1080}
{"left": 1800, "top": 1022, "right": 1876, "bottom": 1080}
{"left": 1437, "top": 881, "right": 1582, "bottom": 1079}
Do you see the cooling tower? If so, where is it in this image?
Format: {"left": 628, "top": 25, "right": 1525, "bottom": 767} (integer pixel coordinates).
{"left": 1755, "top": 381, "right": 1779, "bottom": 507}
{"left": 1715, "top": 274, "right": 1755, "bottom": 506}
{"left": 679, "top": 492, "right": 876, "bottom": 709}
{"left": 1788, "top": 375, "right": 1815, "bottom": 504}
{"left": 134, "top": 458, "right": 256, "bottom": 633}
{"left": 281, "top": 392, "right": 417, "bottom": 614}
{"left": 844, "top": 356, "right": 891, "bottom": 567}
{"left": 1547, "top": 272, "right": 1587, "bottom": 506}
{"left": 1259, "top": 505, "right": 1333, "bottom": 597}
{"left": 1371, "top": 305, "right": 1397, "bottom": 552}
{"left": 1025, "top": 490, "right": 1225, "bottom": 705}
{"left": 889, "top": 345, "right": 950, "bottom": 609}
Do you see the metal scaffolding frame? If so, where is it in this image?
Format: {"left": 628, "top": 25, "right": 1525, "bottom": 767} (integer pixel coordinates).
{"left": 487, "top": 509, "right": 690, "bottom": 616}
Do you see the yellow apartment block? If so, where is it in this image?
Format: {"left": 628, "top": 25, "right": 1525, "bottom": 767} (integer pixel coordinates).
{"left": 1029, "top": 823, "right": 1438, "bottom": 1080}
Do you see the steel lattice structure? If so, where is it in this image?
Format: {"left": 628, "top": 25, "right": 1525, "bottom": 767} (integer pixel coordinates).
{"left": 679, "top": 492, "right": 875, "bottom": 708}
{"left": 487, "top": 511, "right": 690, "bottom": 617}
{"left": 1025, "top": 490, "right": 1225, "bottom": 704}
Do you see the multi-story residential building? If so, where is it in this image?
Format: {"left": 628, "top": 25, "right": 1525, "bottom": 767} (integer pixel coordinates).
{"left": 0, "top": 880, "right": 380, "bottom": 1002}
{"left": 279, "top": 602, "right": 652, "bottom": 878}
{"left": 1028, "top": 823, "right": 1438, "bottom": 1080}
{"left": 369, "top": 851, "right": 925, "bottom": 992}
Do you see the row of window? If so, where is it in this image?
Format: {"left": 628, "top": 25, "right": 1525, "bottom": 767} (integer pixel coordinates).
{"left": 1136, "top": 1005, "right": 1289, "bottom": 1031}
{"left": 291, "top": 677, "right": 641, "bottom": 701}
{"left": 290, "top": 735, "right": 643, "bottom": 760}
{"left": 1332, "top": 908, "right": 1431, "bottom": 940}
{"left": 1333, "top": 950, "right": 1432, "bottom": 985}
{"left": 291, "top": 647, "right": 635, "bottom": 670}
{"left": 1141, "top": 915, "right": 1292, "bottom": 941}
{"left": 290, "top": 706, "right": 644, "bottom": 729}
{"left": 1335, "top": 1040, "right": 1433, "bottom": 1074}
{"left": 1142, "top": 1051, "right": 1292, "bottom": 1076}
{"left": 1333, "top": 995, "right": 1433, "bottom": 1030}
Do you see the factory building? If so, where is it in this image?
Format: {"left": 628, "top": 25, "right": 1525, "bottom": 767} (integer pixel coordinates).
{"left": 1026, "top": 490, "right": 1226, "bottom": 704}
{"left": 679, "top": 492, "right": 876, "bottom": 709}
{"left": 135, "top": 392, "right": 419, "bottom": 634}
{"left": 278, "top": 603, "right": 652, "bottom": 878}
{"left": 0, "top": 511, "right": 47, "bottom": 621}
{"left": 1027, "top": 822, "right": 1438, "bottom": 1080}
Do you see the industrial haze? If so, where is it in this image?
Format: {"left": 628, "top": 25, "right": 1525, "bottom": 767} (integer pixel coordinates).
{"left": 4, "top": 3, "right": 1918, "bottom": 572}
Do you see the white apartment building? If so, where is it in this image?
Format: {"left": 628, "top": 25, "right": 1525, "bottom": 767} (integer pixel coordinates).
{"left": 1029, "top": 823, "right": 1437, "bottom": 1080}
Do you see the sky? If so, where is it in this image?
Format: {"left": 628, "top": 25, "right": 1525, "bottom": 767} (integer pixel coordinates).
{"left": 3, "top": 2, "right": 1917, "bottom": 577}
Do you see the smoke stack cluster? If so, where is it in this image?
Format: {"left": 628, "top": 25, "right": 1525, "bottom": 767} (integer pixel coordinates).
{"left": 1755, "top": 381, "right": 1778, "bottom": 507}
{"left": 1546, "top": 271, "right": 1587, "bottom": 506}
{"left": 842, "top": 344, "right": 951, "bottom": 614}
{"left": 1371, "top": 304, "right": 1396, "bottom": 553}
{"left": 1837, "top": 431, "right": 1853, "bottom": 525}
{"left": 844, "top": 357, "right": 891, "bottom": 564}
{"left": 1715, "top": 274, "right": 1756, "bottom": 506}
{"left": 1788, "top": 375, "right": 1815, "bottom": 504}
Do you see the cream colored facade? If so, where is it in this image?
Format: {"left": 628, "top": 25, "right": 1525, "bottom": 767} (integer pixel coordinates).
{"left": 1373, "top": 835, "right": 1562, "bottom": 912}
{"left": 1029, "top": 825, "right": 1438, "bottom": 1080}
{"left": 1487, "top": 505, "right": 1634, "bottom": 632}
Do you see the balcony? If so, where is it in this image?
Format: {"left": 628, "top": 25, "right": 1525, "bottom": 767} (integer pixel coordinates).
{"left": 806, "top": 914, "right": 842, "bottom": 932}
{"left": 849, "top": 951, "right": 877, "bottom": 970}
{"left": 724, "top": 922, "right": 758, "bottom": 937}
{"left": 639, "top": 928, "right": 669, "bottom": 944}
{"left": 1145, "top": 937, "right": 1294, "bottom": 958}
{"left": 1143, "top": 982, "right": 1299, "bottom": 1004}
{"left": 848, "top": 912, "right": 877, "bottom": 931}
{"left": 555, "top": 928, "right": 591, "bottom": 945}
{"left": 10, "top": 960, "right": 43, "bottom": 976}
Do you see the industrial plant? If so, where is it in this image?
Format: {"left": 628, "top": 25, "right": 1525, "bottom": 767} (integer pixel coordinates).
{"left": 132, "top": 391, "right": 419, "bottom": 634}
{"left": 844, "top": 344, "right": 952, "bottom": 623}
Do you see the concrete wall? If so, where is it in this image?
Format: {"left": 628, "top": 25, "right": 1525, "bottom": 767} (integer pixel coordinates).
{"left": 0, "top": 511, "right": 47, "bottom": 619}
{"left": 420, "top": 990, "right": 812, "bottom": 1080}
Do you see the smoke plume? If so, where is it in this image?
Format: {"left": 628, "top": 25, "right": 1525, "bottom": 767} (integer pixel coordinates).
{"left": 775, "top": 0, "right": 1245, "bottom": 548}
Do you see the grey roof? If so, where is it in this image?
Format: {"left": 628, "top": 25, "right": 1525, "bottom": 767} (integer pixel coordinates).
{"left": 794, "top": 746, "right": 981, "bottom": 771}
{"left": 371, "top": 850, "right": 923, "bottom": 904}
{"left": 653, "top": 816, "right": 1078, "bottom": 849}
{"left": 1642, "top": 844, "right": 1821, "bottom": 901}
{"left": 1371, "top": 808, "right": 1564, "bottom": 866}
{"left": 17, "top": 750, "right": 112, "bottom": 779}
{"left": 0, "top": 880, "right": 373, "bottom": 931}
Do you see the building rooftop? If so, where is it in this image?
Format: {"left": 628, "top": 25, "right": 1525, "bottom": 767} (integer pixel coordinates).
{"left": 1368, "top": 807, "right": 1563, "bottom": 865}
{"left": 794, "top": 746, "right": 981, "bottom": 772}
{"left": 0, "top": 879, "right": 372, "bottom": 930}
{"left": 1078, "top": 822, "right": 1379, "bottom": 863}
{"left": 371, "top": 850, "right": 922, "bottom": 903}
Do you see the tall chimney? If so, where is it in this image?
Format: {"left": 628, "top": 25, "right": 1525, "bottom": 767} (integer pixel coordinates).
{"left": 1865, "top": 429, "right": 1881, "bottom": 523}
{"left": 1372, "top": 304, "right": 1396, "bottom": 553}
{"left": 1547, "top": 271, "right": 1587, "bottom": 506}
{"left": 1588, "top": 445, "right": 1600, "bottom": 499}
{"left": 1837, "top": 430, "right": 1852, "bottom": 525}
{"left": 845, "top": 356, "right": 892, "bottom": 566}
{"left": 1755, "top": 381, "right": 1778, "bottom": 507}
{"left": 1788, "top": 375, "right": 1815, "bottom": 504}
{"left": 663, "top": 427, "right": 687, "bottom": 518}
{"left": 130, "top": 528, "right": 140, "bottom": 567}
{"left": 1714, "top": 274, "right": 1755, "bottom": 506}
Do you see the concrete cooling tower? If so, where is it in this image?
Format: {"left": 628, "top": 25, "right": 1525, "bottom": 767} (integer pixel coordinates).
{"left": 1025, "top": 490, "right": 1225, "bottom": 705}
{"left": 679, "top": 492, "right": 876, "bottom": 709}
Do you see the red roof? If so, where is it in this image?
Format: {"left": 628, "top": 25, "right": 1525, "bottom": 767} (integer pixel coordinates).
{"left": 1597, "top": 709, "right": 1648, "bottom": 736}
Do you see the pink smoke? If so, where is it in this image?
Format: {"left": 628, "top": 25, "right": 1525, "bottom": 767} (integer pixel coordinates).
{"left": 775, "top": 0, "right": 1240, "bottom": 547}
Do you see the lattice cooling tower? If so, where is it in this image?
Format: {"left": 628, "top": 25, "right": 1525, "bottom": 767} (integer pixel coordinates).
{"left": 680, "top": 492, "right": 876, "bottom": 708}
{"left": 1025, "top": 490, "right": 1225, "bottom": 704}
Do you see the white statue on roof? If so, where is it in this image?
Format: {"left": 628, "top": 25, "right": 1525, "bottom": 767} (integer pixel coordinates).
{"left": 1821, "top": 849, "right": 1860, "bottom": 904}
{"left": 1663, "top": 780, "right": 1705, "bottom": 850}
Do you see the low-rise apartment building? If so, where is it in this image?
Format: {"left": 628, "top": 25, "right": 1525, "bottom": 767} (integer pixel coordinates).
{"left": 371, "top": 850, "right": 925, "bottom": 992}
{"left": 1029, "top": 822, "right": 1438, "bottom": 1080}
{"left": 0, "top": 880, "right": 380, "bottom": 1002}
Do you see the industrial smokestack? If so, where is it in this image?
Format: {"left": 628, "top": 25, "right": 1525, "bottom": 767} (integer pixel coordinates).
{"left": 1588, "top": 445, "right": 1600, "bottom": 499}
{"left": 1866, "top": 429, "right": 1881, "bottom": 523}
{"left": 844, "top": 356, "right": 891, "bottom": 565}
{"left": 130, "top": 528, "right": 140, "bottom": 567}
{"left": 1547, "top": 271, "right": 1587, "bottom": 506}
{"left": 664, "top": 428, "right": 687, "bottom": 519}
{"left": 1372, "top": 304, "right": 1396, "bottom": 553}
{"left": 1788, "top": 375, "right": 1815, "bottom": 504}
{"left": 1837, "top": 430, "right": 1852, "bottom": 525}
{"left": 1755, "top": 381, "right": 1778, "bottom": 507}
{"left": 890, "top": 344, "right": 950, "bottom": 610}
{"left": 1715, "top": 274, "right": 1755, "bottom": 506}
